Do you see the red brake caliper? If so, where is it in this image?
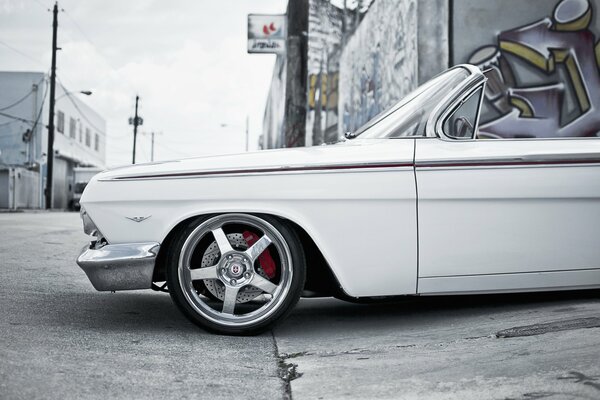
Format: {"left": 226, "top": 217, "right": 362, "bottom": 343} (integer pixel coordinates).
{"left": 243, "top": 231, "right": 276, "bottom": 279}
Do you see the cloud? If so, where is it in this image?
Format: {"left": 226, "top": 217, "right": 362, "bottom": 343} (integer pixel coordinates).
{"left": 1, "top": 0, "right": 286, "bottom": 166}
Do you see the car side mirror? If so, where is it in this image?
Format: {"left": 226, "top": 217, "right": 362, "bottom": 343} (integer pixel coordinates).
{"left": 344, "top": 131, "right": 357, "bottom": 140}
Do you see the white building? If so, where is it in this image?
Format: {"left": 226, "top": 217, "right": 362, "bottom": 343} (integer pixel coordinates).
{"left": 0, "top": 71, "right": 106, "bottom": 209}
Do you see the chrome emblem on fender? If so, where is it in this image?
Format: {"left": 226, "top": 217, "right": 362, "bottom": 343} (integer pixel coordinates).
{"left": 125, "top": 215, "right": 151, "bottom": 223}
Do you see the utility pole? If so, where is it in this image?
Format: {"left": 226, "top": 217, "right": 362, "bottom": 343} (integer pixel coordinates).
{"left": 148, "top": 131, "right": 162, "bottom": 161}
{"left": 284, "top": 0, "right": 309, "bottom": 147}
{"left": 45, "top": 1, "right": 58, "bottom": 209}
{"left": 140, "top": 131, "right": 161, "bottom": 162}
{"left": 130, "top": 95, "right": 141, "bottom": 164}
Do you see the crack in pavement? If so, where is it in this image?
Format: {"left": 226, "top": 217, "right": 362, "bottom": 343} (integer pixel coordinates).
{"left": 272, "top": 331, "right": 302, "bottom": 400}
{"left": 277, "top": 335, "right": 497, "bottom": 363}
{"left": 503, "top": 371, "right": 600, "bottom": 400}
{"left": 496, "top": 317, "right": 600, "bottom": 338}
{"left": 558, "top": 371, "right": 600, "bottom": 391}
{"left": 280, "top": 347, "right": 376, "bottom": 359}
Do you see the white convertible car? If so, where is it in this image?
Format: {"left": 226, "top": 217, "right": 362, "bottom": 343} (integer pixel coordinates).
{"left": 77, "top": 65, "right": 600, "bottom": 335}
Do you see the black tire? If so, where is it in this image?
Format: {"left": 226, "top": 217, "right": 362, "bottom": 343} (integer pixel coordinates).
{"left": 166, "top": 213, "right": 306, "bottom": 335}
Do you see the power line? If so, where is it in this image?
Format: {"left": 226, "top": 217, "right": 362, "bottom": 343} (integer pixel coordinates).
{"left": 0, "top": 40, "right": 45, "bottom": 67}
{"left": 0, "top": 120, "right": 19, "bottom": 129}
{"left": 57, "top": 77, "right": 106, "bottom": 135}
{"left": 0, "top": 124, "right": 22, "bottom": 134}
{"left": 29, "top": 76, "right": 50, "bottom": 137}
{"left": 105, "top": 140, "right": 131, "bottom": 150}
{"left": 0, "top": 90, "right": 33, "bottom": 111}
{"left": 157, "top": 142, "right": 198, "bottom": 158}
{"left": 61, "top": 8, "right": 136, "bottom": 93}
{"left": 104, "top": 132, "right": 130, "bottom": 140}
{"left": 31, "top": 0, "right": 51, "bottom": 10}
{"left": 0, "top": 76, "right": 45, "bottom": 111}
{"left": 0, "top": 111, "right": 37, "bottom": 124}
{"left": 0, "top": 76, "right": 48, "bottom": 130}
{"left": 62, "top": 9, "right": 99, "bottom": 53}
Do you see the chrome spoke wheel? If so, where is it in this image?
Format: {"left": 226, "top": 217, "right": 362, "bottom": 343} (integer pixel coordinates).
{"left": 176, "top": 214, "right": 295, "bottom": 328}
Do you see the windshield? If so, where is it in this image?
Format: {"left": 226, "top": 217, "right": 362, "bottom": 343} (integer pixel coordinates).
{"left": 353, "top": 67, "right": 471, "bottom": 139}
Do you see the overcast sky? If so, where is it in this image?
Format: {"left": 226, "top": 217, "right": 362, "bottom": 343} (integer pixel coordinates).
{"left": 0, "top": 0, "right": 287, "bottom": 166}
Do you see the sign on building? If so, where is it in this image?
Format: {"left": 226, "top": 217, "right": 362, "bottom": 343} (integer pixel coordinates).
{"left": 247, "top": 14, "right": 287, "bottom": 54}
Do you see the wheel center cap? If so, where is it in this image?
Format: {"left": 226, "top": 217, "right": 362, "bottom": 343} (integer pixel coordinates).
{"left": 228, "top": 263, "right": 244, "bottom": 278}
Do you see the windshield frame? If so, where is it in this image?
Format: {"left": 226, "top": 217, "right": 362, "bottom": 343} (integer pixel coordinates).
{"left": 350, "top": 65, "right": 479, "bottom": 140}
{"left": 426, "top": 65, "right": 487, "bottom": 139}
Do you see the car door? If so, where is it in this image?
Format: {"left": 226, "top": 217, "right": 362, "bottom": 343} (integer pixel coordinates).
{"left": 415, "top": 83, "right": 600, "bottom": 294}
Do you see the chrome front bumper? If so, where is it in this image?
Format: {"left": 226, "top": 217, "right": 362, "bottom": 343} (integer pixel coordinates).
{"left": 76, "top": 242, "right": 160, "bottom": 291}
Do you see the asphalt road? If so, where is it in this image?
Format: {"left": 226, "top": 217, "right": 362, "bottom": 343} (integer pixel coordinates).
{"left": 1, "top": 212, "right": 599, "bottom": 400}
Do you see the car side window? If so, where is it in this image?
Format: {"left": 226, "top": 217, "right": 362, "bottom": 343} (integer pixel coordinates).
{"left": 443, "top": 87, "right": 483, "bottom": 140}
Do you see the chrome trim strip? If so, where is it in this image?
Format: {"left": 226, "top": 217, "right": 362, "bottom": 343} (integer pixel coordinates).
{"left": 102, "top": 162, "right": 414, "bottom": 181}
{"left": 418, "top": 268, "right": 600, "bottom": 295}
{"left": 421, "top": 266, "right": 600, "bottom": 279}
{"left": 416, "top": 153, "right": 600, "bottom": 169}
{"left": 76, "top": 242, "right": 160, "bottom": 291}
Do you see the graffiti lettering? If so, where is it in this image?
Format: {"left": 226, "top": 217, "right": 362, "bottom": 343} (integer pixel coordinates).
{"left": 308, "top": 72, "right": 339, "bottom": 110}
{"left": 470, "top": 0, "right": 600, "bottom": 138}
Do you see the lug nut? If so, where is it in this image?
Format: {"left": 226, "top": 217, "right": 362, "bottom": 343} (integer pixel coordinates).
{"left": 244, "top": 272, "right": 251, "bottom": 279}
{"left": 221, "top": 268, "right": 226, "bottom": 274}
{"left": 230, "top": 279, "right": 237, "bottom": 285}
{"left": 227, "top": 255, "right": 233, "bottom": 260}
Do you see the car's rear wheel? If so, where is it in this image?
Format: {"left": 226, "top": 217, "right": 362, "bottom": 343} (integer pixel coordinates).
{"left": 166, "top": 213, "right": 305, "bottom": 335}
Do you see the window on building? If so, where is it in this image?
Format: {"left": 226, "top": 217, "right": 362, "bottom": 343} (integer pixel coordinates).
{"left": 94, "top": 133, "right": 100, "bottom": 151}
{"left": 69, "top": 117, "right": 76, "bottom": 139}
{"left": 85, "top": 128, "right": 91, "bottom": 147}
{"left": 79, "top": 124, "right": 83, "bottom": 142}
{"left": 57, "top": 111, "right": 65, "bottom": 133}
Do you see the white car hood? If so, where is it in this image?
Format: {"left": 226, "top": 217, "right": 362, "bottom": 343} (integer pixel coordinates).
{"left": 96, "top": 139, "right": 406, "bottom": 181}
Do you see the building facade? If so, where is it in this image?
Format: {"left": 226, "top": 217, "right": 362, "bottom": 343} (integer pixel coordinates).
{"left": 262, "top": 0, "right": 600, "bottom": 147}
{"left": 0, "top": 71, "right": 106, "bottom": 209}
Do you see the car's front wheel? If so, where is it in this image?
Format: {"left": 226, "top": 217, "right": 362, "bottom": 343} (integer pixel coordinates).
{"left": 166, "top": 213, "right": 305, "bottom": 335}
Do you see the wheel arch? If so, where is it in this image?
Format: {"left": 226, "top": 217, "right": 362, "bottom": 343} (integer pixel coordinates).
{"left": 152, "top": 211, "right": 345, "bottom": 297}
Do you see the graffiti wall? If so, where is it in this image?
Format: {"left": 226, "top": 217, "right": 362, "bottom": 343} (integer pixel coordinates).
{"left": 337, "top": 0, "right": 418, "bottom": 138}
{"left": 305, "top": 0, "right": 344, "bottom": 146}
{"left": 453, "top": 0, "right": 600, "bottom": 138}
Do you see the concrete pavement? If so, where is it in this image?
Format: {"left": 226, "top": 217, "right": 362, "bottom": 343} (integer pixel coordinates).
{"left": 275, "top": 296, "right": 600, "bottom": 399}
{"left": 0, "top": 212, "right": 282, "bottom": 400}
{"left": 1, "top": 212, "right": 599, "bottom": 399}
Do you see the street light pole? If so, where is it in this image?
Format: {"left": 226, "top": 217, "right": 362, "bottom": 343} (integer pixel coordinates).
{"left": 140, "top": 131, "right": 162, "bottom": 162}
{"left": 45, "top": 1, "right": 58, "bottom": 209}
